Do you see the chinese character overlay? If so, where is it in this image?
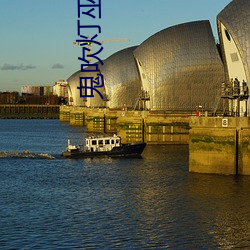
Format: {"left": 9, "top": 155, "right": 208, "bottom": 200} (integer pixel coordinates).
{"left": 77, "top": 74, "right": 104, "bottom": 99}
{"left": 76, "top": 0, "right": 104, "bottom": 99}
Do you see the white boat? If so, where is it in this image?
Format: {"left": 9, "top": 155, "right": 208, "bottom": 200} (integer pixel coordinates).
{"left": 62, "top": 134, "right": 146, "bottom": 158}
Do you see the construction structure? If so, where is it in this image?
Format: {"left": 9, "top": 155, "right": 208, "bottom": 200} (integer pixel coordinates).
{"left": 133, "top": 20, "right": 225, "bottom": 112}
{"left": 68, "top": 21, "right": 225, "bottom": 113}
{"left": 217, "top": 0, "right": 250, "bottom": 116}
{"left": 189, "top": 0, "right": 250, "bottom": 175}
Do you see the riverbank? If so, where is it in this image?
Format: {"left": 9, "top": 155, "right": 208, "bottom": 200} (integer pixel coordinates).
{"left": 0, "top": 105, "right": 59, "bottom": 119}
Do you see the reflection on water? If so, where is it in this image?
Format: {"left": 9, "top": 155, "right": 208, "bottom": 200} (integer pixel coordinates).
{"left": 186, "top": 174, "right": 250, "bottom": 249}
{"left": 0, "top": 120, "right": 250, "bottom": 249}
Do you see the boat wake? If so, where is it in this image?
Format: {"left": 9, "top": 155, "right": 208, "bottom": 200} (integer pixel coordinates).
{"left": 0, "top": 151, "right": 55, "bottom": 159}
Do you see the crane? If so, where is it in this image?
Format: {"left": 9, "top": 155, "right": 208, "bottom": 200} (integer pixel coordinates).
{"left": 73, "top": 37, "right": 129, "bottom": 63}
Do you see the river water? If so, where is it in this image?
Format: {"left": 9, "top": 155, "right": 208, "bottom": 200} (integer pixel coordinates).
{"left": 0, "top": 119, "right": 250, "bottom": 249}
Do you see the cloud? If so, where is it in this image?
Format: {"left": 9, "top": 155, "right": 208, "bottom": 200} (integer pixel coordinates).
{"left": 23, "top": 64, "right": 36, "bottom": 70}
{"left": 51, "top": 63, "right": 64, "bottom": 69}
{"left": 1, "top": 63, "right": 36, "bottom": 70}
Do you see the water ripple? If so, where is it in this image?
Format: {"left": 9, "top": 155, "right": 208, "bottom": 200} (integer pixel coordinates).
{"left": 0, "top": 151, "right": 55, "bottom": 159}
{"left": 0, "top": 120, "right": 250, "bottom": 249}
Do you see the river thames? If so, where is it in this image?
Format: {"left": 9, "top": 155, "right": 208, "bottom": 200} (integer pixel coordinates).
{"left": 0, "top": 119, "right": 250, "bottom": 249}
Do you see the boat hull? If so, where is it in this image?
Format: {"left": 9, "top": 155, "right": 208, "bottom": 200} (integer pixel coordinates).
{"left": 62, "top": 142, "right": 146, "bottom": 159}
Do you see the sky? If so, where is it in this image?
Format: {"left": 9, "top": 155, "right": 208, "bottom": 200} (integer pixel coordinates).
{"left": 0, "top": 0, "right": 232, "bottom": 92}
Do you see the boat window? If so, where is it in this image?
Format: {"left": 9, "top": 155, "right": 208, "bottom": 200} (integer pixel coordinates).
{"left": 111, "top": 139, "right": 114, "bottom": 144}
{"left": 105, "top": 140, "right": 110, "bottom": 144}
{"left": 98, "top": 140, "right": 103, "bottom": 145}
{"left": 116, "top": 139, "right": 120, "bottom": 144}
{"left": 92, "top": 140, "right": 97, "bottom": 145}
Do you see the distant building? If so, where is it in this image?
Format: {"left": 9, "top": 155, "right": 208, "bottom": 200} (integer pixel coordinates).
{"left": 43, "top": 86, "right": 53, "bottom": 96}
{"left": 22, "top": 95, "right": 59, "bottom": 105}
{"left": 20, "top": 85, "right": 59, "bottom": 105}
{"left": 21, "top": 86, "right": 53, "bottom": 96}
{"left": 53, "top": 80, "right": 68, "bottom": 98}
{"left": 21, "top": 86, "right": 40, "bottom": 96}
{"left": 0, "top": 92, "right": 19, "bottom": 104}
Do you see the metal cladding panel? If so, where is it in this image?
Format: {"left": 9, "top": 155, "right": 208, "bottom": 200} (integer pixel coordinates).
{"left": 217, "top": 0, "right": 250, "bottom": 83}
{"left": 67, "top": 63, "right": 106, "bottom": 107}
{"left": 100, "top": 46, "right": 141, "bottom": 109}
{"left": 133, "top": 20, "right": 225, "bottom": 111}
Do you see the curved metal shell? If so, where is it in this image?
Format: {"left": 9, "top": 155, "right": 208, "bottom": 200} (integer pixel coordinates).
{"left": 100, "top": 46, "right": 141, "bottom": 109}
{"left": 217, "top": 0, "right": 250, "bottom": 115}
{"left": 67, "top": 69, "right": 83, "bottom": 106}
{"left": 67, "top": 63, "right": 106, "bottom": 107}
{"left": 68, "top": 46, "right": 141, "bottom": 109}
{"left": 217, "top": 0, "right": 250, "bottom": 83}
{"left": 133, "top": 20, "right": 225, "bottom": 111}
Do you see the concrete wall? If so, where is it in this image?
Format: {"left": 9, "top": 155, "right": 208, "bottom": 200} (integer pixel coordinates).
{"left": 59, "top": 106, "right": 190, "bottom": 144}
{"left": 189, "top": 117, "right": 250, "bottom": 175}
{"left": 116, "top": 111, "right": 144, "bottom": 143}
{"left": 240, "top": 128, "right": 250, "bottom": 175}
{"left": 84, "top": 109, "right": 105, "bottom": 133}
{"left": 0, "top": 105, "right": 59, "bottom": 119}
{"left": 59, "top": 106, "right": 71, "bottom": 122}
{"left": 145, "top": 114, "right": 189, "bottom": 144}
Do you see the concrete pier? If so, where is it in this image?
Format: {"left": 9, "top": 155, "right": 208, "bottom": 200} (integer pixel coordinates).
{"left": 145, "top": 114, "right": 189, "bottom": 144}
{"left": 59, "top": 106, "right": 190, "bottom": 144}
{"left": 60, "top": 106, "right": 250, "bottom": 175}
{"left": 189, "top": 117, "right": 250, "bottom": 175}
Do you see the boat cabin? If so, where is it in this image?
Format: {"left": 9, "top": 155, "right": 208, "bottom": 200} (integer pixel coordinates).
{"left": 85, "top": 135, "right": 121, "bottom": 152}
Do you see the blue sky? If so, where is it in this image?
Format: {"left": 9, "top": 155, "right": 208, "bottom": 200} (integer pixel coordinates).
{"left": 0, "top": 0, "right": 231, "bottom": 92}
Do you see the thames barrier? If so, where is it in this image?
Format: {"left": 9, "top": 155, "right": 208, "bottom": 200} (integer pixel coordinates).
{"left": 59, "top": 106, "right": 250, "bottom": 176}
{"left": 2, "top": 0, "right": 248, "bottom": 176}
{"left": 63, "top": 0, "right": 250, "bottom": 175}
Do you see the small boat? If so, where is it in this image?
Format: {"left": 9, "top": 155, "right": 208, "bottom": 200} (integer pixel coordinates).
{"left": 61, "top": 134, "right": 146, "bottom": 158}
